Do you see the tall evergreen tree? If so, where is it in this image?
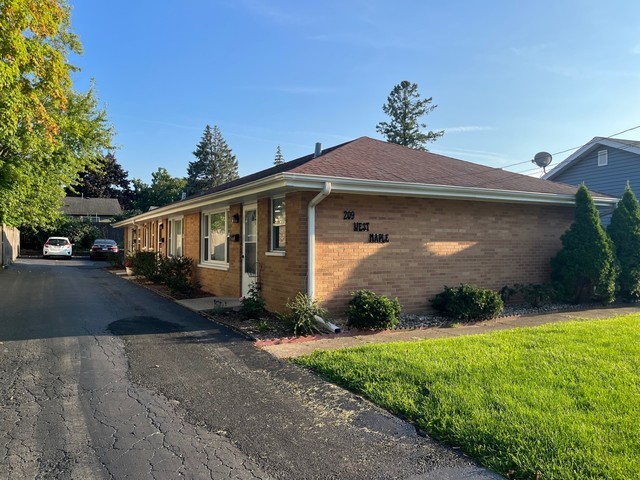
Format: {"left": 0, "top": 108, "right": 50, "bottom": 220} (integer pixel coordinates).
{"left": 551, "top": 184, "right": 618, "bottom": 303}
{"left": 375, "top": 80, "right": 444, "bottom": 151}
{"left": 185, "top": 125, "right": 238, "bottom": 195}
{"left": 274, "top": 145, "right": 285, "bottom": 165}
{"left": 607, "top": 184, "right": 640, "bottom": 300}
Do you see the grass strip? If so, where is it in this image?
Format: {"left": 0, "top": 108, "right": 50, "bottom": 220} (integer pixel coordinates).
{"left": 294, "top": 315, "right": 640, "bottom": 479}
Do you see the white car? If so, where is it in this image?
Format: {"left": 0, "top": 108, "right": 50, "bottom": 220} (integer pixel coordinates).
{"left": 43, "top": 236, "right": 73, "bottom": 258}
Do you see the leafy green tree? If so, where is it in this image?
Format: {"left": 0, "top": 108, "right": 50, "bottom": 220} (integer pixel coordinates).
{"left": 376, "top": 80, "right": 444, "bottom": 151}
{"left": 607, "top": 184, "right": 640, "bottom": 301}
{"left": 274, "top": 145, "right": 285, "bottom": 165}
{"left": 67, "top": 153, "right": 134, "bottom": 209}
{"left": 185, "top": 125, "right": 238, "bottom": 195}
{"left": 0, "top": 1, "right": 113, "bottom": 227}
{"left": 551, "top": 185, "right": 618, "bottom": 303}
{"left": 133, "top": 168, "right": 187, "bottom": 212}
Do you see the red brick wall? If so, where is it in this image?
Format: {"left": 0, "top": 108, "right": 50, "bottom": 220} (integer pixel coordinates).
{"left": 313, "top": 194, "right": 574, "bottom": 315}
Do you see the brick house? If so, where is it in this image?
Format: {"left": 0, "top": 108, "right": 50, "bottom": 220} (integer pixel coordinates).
{"left": 114, "top": 137, "right": 618, "bottom": 315}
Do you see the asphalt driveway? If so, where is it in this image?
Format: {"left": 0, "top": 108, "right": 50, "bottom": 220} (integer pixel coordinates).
{"left": 1, "top": 258, "right": 501, "bottom": 479}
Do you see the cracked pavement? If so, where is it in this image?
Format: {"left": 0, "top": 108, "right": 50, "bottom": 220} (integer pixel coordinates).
{"left": 0, "top": 259, "right": 501, "bottom": 479}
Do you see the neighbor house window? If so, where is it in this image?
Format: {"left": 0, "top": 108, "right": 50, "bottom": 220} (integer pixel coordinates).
{"left": 169, "top": 217, "right": 183, "bottom": 257}
{"left": 598, "top": 150, "right": 608, "bottom": 166}
{"left": 271, "top": 197, "right": 286, "bottom": 251}
{"left": 202, "top": 209, "right": 229, "bottom": 265}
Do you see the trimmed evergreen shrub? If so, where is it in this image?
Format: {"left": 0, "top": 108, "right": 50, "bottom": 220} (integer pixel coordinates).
{"left": 513, "top": 283, "right": 562, "bottom": 308}
{"left": 607, "top": 184, "right": 640, "bottom": 301}
{"left": 346, "top": 290, "right": 401, "bottom": 330}
{"left": 551, "top": 185, "right": 618, "bottom": 304}
{"left": 430, "top": 284, "right": 504, "bottom": 322}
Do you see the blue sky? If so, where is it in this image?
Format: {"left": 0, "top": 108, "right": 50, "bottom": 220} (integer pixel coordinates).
{"left": 69, "top": 0, "right": 640, "bottom": 183}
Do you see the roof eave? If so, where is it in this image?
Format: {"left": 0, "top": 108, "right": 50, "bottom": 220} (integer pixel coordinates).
{"left": 113, "top": 173, "right": 617, "bottom": 228}
{"left": 283, "top": 173, "right": 613, "bottom": 207}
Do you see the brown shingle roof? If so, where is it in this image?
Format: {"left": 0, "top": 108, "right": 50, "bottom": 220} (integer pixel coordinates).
{"left": 289, "top": 137, "right": 579, "bottom": 195}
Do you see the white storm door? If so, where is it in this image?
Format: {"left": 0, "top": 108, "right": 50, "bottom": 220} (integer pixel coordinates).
{"left": 242, "top": 205, "right": 258, "bottom": 298}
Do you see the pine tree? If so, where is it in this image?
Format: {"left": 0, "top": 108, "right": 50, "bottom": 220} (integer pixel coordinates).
{"left": 375, "top": 80, "right": 444, "bottom": 151}
{"left": 274, "top": 145, "right": 285, "bottom": 165}
{"left": 551, "top": 184, "right": 618, "bottom": 303}
{"left": 607, "top": 184, "right": 640, "bottom": 300}
{"left": 185, "top": 125, "right": 239, "bottom": 195}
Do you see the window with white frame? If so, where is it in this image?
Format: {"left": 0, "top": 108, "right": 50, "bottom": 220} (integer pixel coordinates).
{"left": 271, "top": 197, "right": 286, "bottom": 251}
{"left": 169, "top": 217, "right": 183, "bottom": 257}
{"left": 598, "top": 150, "right": 608, "bottom": 166}
{"left": 202, "top": 209, "right": 229, "bottom": 265}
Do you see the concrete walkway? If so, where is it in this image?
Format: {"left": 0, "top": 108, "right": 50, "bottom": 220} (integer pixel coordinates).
{"left": 259, "top": 304, "right": 640, "bottom": 359}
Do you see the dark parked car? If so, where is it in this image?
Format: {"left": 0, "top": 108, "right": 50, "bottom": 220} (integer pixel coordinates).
{"left": 90, "top": 239, "right": 119, "bottom": 260}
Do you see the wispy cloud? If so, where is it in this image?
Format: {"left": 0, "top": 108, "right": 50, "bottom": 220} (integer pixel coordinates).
{"left": 232, "top": 0, "right": 312, "bottom": 25}
{"left": 309, "top": 32, "right": 423, "bottom": 51}
{"left": 510, "top": 43, "right": 556, "bottom": 56}
{"left": 435, "top": 147, "right": 508, "bottom": 165}
{"left": 443, "top": 126, "right": 494, "bottom": 134}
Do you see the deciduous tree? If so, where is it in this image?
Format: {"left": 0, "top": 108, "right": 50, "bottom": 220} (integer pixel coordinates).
{"left": 133, "top": 168, "right": 186, "bottom": 212}
{"left": 0, "top": 0, "right": 113, "bottom": 227}
{"left": 376, "top": 80, "right": 443, "bottom": 151}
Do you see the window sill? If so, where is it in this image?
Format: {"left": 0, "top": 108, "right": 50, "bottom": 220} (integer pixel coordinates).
{"left": 197, "top": 262, "right": 230, "bottom": 271}
{"left": 265, "top": 251, "right": 286, "bottom": 257}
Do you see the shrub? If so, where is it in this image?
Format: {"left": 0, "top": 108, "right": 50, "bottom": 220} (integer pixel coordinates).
{"left": 551, "top": 185, "right": 618, "bottom": 304}
{"left": 240, "top": 283, "right": 266, "bottom": 320}
{"left": 608, "top": 184, "right": 640, "bottom": 301}
{"left": 131, "top": 251, "right": 159, "bottom": 280}
{"left": 159, "top": 255, "right": 200, "bottom": 294}
{"left": 346, "top": 290, "right": 401, "bottom": 330}
{"left": 430, "top": 284, "right": 504, "bottom": 322}
{"left": 282, "top": 293, "right": 328, "bottom": 336}
{"left": 514, "top": 283, "right": 561, "bottom": 308}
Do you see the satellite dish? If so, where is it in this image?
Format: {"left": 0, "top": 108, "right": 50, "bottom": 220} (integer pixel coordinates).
{"left": 533, "top": 151, "right": 553, "bottom": 173}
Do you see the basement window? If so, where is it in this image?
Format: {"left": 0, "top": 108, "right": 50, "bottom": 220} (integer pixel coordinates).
{"left": 598, "top": 150, "right": 608, "bottom": 167}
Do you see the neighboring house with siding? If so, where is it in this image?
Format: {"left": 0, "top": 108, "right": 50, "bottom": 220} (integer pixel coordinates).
{"left": 114, "top": 137, "right": 617, "bottom": 316}
{"left": 543, "top": 137, "right": 640, "bottom": 222}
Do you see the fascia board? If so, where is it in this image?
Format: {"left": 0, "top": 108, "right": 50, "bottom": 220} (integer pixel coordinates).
{"left": 282, "top": 173, "right": 617, "bottom": 207}
{"left": 113, "top": 176, "right": 288, "bottom": 227}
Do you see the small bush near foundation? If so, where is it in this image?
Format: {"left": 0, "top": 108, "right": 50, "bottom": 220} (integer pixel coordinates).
{"left": 514, "top": 283, "right": 562, "bottom": 308}
{"left": 431, "top": 284, "right": 504, "bottom": 322}
{"left": 281, "top": 293, "right": 328, "bottom": 336}
{"left": 159, "top": 255, "right": 200, "bottom": 294}
{"left": 240, "top": 283, "right": 266, "bottom": 320}
{"left": 131, "top": 251, "right": 160, "bottom": 280}
{"left": 346, "top": 290, "right": 401, "bottom": 330}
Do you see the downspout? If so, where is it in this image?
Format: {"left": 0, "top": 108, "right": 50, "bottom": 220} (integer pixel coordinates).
{"left": 307, "top": 182, "right": 341, "bottom": 333}
{"left": 307, "top": 182, "right": 332, "bottom": 302}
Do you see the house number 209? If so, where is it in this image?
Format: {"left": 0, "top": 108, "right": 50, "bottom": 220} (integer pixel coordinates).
{"left": 343, "top": 210, "right": 355, "bottom": 220}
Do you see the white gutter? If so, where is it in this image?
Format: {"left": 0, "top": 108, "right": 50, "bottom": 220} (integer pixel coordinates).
{"left": 307, "top": 182, "right": 331, "bottom": 302}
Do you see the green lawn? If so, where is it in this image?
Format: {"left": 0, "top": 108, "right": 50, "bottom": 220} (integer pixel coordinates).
{"left": 294, "top": 315, "right": 640, "bottom": 480}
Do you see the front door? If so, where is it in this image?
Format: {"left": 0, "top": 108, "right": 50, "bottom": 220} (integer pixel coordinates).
{"left": 242, "top": 204, "right": 258, "bottom": 298}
